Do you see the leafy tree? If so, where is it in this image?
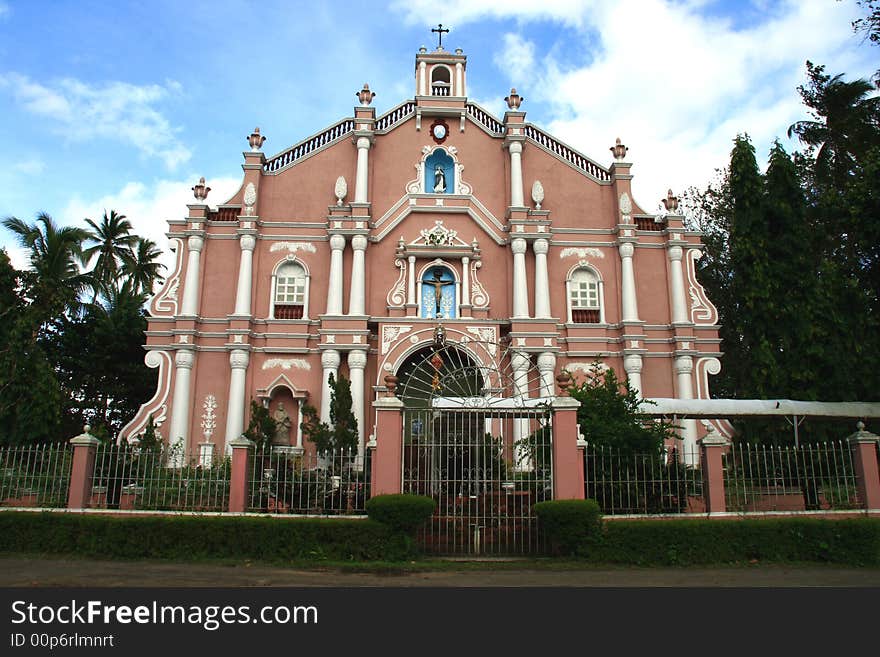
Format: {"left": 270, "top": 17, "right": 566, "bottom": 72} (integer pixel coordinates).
{"left": 122, "top": 237, "right": 165, "bottom": 296}
{"left": 243, "top": 400, "right": 277, "bottom": 452}
{"left": 300, "top": 373, "right": 358, "bottom": 454}
{"left": 568, "top": 363, "right": 676, "bottom": 457}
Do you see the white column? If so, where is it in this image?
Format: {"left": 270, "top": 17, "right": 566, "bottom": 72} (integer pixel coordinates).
{"left": 624, "top": 354, "right": 643, "bottom": 396}
{"left": 295, "top": 401, "right": 304, "bottom": 449}
{"left": 512, "top": 351, "right": 532, "bottom": 471}
{"left": 533, "top": 238, "right": 551, "bottom": 319}
{"left": 511, "top": 238, "right": 529, "bottom": 319}
{"left": 180, "top": 235, "right": 204, "bottom": 316}
{"left": 455, "top": 62, "right": 464, "bottom": 96}
{"left": 348, "top": 350, "right": 367, "bottom": 455}
{"left": 320, "top": 350, "right": 341, "bottom": 424}
{"left": 675, "top": 355, "right": 698, "bottom": 464}
{"left": 224, "top": 349, "right": 250, "bottom": 451}
{"left": 407, "top": 255, "right": 416, "bottom": 311}
{"left": 354, "top": 137, "right": 371, "bottom": 203}
{"left": 461, "top": 256, "right": 470, "bottom": 307}
{"left": 537, "top": 352, "right": 556, "bottom": 398}
{"left": 326, "top": 234, "right": 346, "bottom": 315}
{"left": 233, "top": 234, "right": 256, "bottom": 316}
{"left": 269, "top": 274, "right": 277, "bottom": 319}
{"left": 668, "top": 245, "right": 688, "bottom": 325}
{"left": 349, "top": 234, "right": 367, "bottom": 315}
{"left": 418, "top": 61, "right": 427, "bottom": 96}
{"left": 168, "top": 349, "right": 195, "bottom": 449}
{"left": 619, "top": 241, "right": 640, "bottom": 322}
{"left": 508, "top": 141, "right": 524, "bottom": 207}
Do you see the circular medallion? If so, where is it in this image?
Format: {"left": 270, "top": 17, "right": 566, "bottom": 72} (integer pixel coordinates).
{"left": 430, "top": 119, "right": 448, "bottom": 144}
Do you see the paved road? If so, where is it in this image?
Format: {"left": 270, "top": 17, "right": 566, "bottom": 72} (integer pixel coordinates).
{"left": 2, "top": 557, "right": 879, "bottom": 587}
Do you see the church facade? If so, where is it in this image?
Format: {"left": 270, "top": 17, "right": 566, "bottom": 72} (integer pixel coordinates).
{"left": 123, "top": 44, "right": 722, "bottom": 465}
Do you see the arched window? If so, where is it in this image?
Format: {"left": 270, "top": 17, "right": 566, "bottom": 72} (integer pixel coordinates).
{"left": 567, "top": 268, "right": 603, "bottom": 324}
{"left": 425, "top": 149, "right": 454, "bottom": 194}
{"left": 272, "top": 261, "right": 308, "bottom": 319}
{"left": 419, "top": 266, "right": 456, "bottom": 319}
{"left": 431, "top": 65, "right": 451, "bottom": 96}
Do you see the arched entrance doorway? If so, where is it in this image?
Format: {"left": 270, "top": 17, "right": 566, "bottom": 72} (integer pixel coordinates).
{"left": 394, "top": 328, "right": 553, "bottom": 555}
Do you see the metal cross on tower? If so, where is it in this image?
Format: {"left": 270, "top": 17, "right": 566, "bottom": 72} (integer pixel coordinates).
{"left": 431, "top": 23, "right": 449, "bottom": 49}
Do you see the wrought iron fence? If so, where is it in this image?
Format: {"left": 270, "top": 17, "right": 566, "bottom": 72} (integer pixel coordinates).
{"left": 0, "top": 443, "right": 73, "bottom": 508}
{"left": 723, "top": 441, "right": 861, "bottom": 512}
{"left": 91, "top": 444, "right": 230, "bottom": 512}
{"left": 403, "top": 407, "right": 553, "bottom": 555}
{"left": 583, "top": 443, "right": 704, "bottom": 515}
{"left": 247, "top": 449, "right": 370, "bottom": 515}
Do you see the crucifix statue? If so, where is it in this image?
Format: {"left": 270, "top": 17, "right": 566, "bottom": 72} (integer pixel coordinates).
{"left": 431, "top": 23, "right": 449, "bottom": 49}
{"left": 427, "top": 268, "right": 446, "bottom": 317}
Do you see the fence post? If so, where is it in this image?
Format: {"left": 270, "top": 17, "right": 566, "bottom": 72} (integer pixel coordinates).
{"left": 699, "top": 426, "right": 729, "bottom": 514}
{"left": 551, "top": 373, "right": 584, "bottom": 500}
{"left": 67, "top": 425, "right": 99, "bottom": 509}
{"left": 371, "top": 376, "right": 404, "bottom": 497}
{"left": 228, "top": 435, "right": 254, "bottom": 513}
{"left": 847, "top": 422, "right": 880, "bottom": 512}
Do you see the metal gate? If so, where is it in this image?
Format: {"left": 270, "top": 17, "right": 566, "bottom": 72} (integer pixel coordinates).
{"left": 397, "top": 327, "right": 554, "bottom": 555}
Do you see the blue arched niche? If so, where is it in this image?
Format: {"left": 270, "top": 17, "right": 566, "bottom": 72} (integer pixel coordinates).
{"left": 420, "top": 266, "right": 456, "bottom": 319}
{"left": 425, "top": 149, "right": 454, "bottom": 194}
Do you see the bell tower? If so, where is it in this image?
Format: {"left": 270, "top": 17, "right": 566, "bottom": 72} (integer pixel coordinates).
{"left": 414, "top": 28, "right": 467, "bottom": 101}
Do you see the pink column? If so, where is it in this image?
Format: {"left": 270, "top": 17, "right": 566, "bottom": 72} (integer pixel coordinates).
{"left": 228, "top": 436, "right": 254, "bottom": 513}
{"left": 371, "top": 376, "right": 404, "bottom": 497}
{"left": 699, "top": 427, "right": 729, "bottom": 514}
{"left": 848, "top": 422, "right": 880, "bottom": 511}
{"left": 67, "top": 426, "right": 99, "bottom": 509}
{"left": 551, "top": 374, "right": 585, "bottom": 500}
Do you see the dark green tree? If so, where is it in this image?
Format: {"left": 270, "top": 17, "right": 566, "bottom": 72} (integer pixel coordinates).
{"left": 82, "top": 210, "right": 137, "bottom": 301}
{"left": 300, "top": 373, "right": 358, "bottom": 454}
{"left": 243, "top": 400, "right": 278, "bottom": 452}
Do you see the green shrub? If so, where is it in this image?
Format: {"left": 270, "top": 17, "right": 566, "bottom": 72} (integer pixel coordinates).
{"left": 535, "top": 499, "right": 603, "bottom": 556}
{"left": 365, "top": 494, "right": 436, "bottom": 532}
{"left": 0, "top": 512, "right": 413, "bottom": 562}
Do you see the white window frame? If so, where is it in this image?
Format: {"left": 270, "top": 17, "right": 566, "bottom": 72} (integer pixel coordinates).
{"left": 565, "top": 266, "right": 605, "bottom": 324}
{"left": 270, "top": 257, "right": 310, "bottom": 320}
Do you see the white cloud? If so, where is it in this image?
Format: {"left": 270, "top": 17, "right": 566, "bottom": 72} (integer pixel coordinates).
{"left": 0, "top": 73, "right": 191, "bottom": 170}
{"left": 13, "top": 158, "right": 45, "bottom": 175}
{"left": 392, "top": 0, "right": 875, "bottom": 211}
{"left": 61, "top": 176, "right": 241, "bottom": 278}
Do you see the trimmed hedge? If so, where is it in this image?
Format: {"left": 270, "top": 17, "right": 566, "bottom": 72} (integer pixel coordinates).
{"left": 535, "top": 499, "right": 603, "bottom": 556}
{"left": 365, "top": 494, "right": 436, "bottom": 532}
{"left": 0, "top": 512, "right": 413, "bottom": 562}
{"left": 582, "top": 518, "right": 880, "bottom": 566}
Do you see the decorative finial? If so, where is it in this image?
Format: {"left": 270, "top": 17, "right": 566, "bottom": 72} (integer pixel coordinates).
{"left": 857, "top": 421, "right": 866, "bottom": 431}
{"left": 531, "top": 180, "right": 544, "bottom": 209}
{"left": 384, "top": 375, "right": 399, "bottom": 397}
{"left": 611, "top": 137, "right": 628, "bottom": 161}
{"left": 662, "top": 189, "right": 679, "bottom": 212}
{"left": 248, "top": 127, "right": 266, "bottom": 151}
{"left": 83, "top": 424, "right": 91, "bottom": 434}
{"left": 334, "top": 176, "right": 348, "bottom": 206}
{"left": 357, "top": 83, "right": 375, "bottom": 106}
{"left": 505, "top": 88, "right": 523, "bottom": 110}
{"left": 192, "top": 176, "right": 210, "bottom": 201}
{"left": 555, "top": 371, "right": 572, "bottom": 395}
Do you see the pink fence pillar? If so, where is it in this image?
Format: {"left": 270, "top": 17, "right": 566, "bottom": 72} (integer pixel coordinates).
{"left": 551, "top": 373, "right": 584, "bottom": 500}
{"left": 371, "top": 376, "right": 404, "bottom": 497}
{"left": 228, "top": 436, "right": 254, "bottom": 513}
{"left": 67, "top": 425, "right": 99, "bottom": 509}
{"left": 699, "top": 427, "right": 729, "bottom": 514}
{"left": 848, "top": 422, "right": 880, "bottom": 511}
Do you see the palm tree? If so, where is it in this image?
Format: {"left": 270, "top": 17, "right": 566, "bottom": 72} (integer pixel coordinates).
{"left": 787, "top": 62, "right": 880, "bottom": 184}
{"left": 82, "top": 210, "right": 137, "bottom": 300}
{"left": 121, "top": 237, "right": 166, "bottom": 297}
{"left": 2, "top": 212, "right": 90, "bottom": 324}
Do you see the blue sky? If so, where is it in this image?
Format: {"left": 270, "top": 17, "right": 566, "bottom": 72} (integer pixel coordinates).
{"left": 1, "top": 0, "right": 876, "bottom": 271}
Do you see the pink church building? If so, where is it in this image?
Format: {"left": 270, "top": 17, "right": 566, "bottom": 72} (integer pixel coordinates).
{"left": 123, "top": 44, "right": 722, "bottom": 466}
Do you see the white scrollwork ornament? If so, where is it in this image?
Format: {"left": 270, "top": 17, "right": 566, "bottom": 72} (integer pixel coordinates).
{"left": 334, "top": 176, "right": 347, "bottom": 206}
{"left": 531, "top": 180, "right": 544, "bottom": 209}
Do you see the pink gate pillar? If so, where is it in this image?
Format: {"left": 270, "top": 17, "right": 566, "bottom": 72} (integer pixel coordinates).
{"left": 371, "top": 376, "right": 404, "bottom": 497}
{"left": 551, "top": 373, "right": 585, "bottom": 500}
{"left": 228, "top": 436, "right": 255, "bottom": 513}
{"left": 848, "top": 422, "right": 880, "bottom": 511}
{"left": 67, "top": 425, "right": 99, "bottom": 509}
{"left": 699, "top": 426, "right": 729, "bottom": 514}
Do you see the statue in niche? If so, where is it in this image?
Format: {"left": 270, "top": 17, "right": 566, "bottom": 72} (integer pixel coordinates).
{"left": 433, "top": 165, "right": 447, "bottom": 193}
{"left": 426, "top": 269, "right": 446, "bottom": 317}
{"left": 273, "top": 402, "right": 292, "bottom": 445}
